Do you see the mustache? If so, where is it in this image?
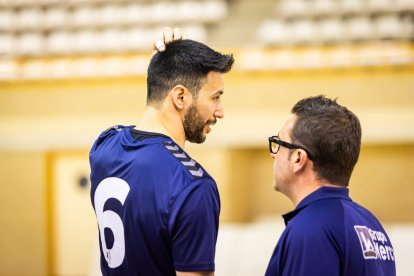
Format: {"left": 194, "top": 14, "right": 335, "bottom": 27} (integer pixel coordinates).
{"left": 207, "top": 118, "right": 217, "bottom": 125}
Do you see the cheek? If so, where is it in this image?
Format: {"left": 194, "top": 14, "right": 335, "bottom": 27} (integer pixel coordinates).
{"left": 273, "top": 159, "right": 279, "bottom": 174}
{"left": 199, "top": 98, "right": 215, "bottom": 110}
{"left": 198, "top": 104, "right": 214, "bottom": 119}
{"left": 273, "top": 156, "right": 287, "bottom": 174}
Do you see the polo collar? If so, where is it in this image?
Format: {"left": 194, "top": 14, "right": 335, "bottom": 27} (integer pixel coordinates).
{"left": 282, "top": 186, "right": 351, "bottom": 225}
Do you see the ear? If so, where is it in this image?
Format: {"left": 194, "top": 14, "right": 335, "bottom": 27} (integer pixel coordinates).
{"left": 170, "top": 85, "right": 191, "bottom": 110}
{"left": 292, "top": 149, "right": 309, "bottom": 173}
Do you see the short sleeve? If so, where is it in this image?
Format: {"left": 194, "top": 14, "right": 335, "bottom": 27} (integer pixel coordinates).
{"left": 169, "top": 178, "right": 220, "bottom": 272}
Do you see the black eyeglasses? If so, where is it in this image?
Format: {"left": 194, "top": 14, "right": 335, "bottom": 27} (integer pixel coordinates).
{"left": 268, "top": 136, "right": 314, "bottom": 161}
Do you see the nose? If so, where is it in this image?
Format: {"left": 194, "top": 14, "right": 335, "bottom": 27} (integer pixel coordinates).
{"left": 214, "top": 101, "right": 224, "bottom": 119}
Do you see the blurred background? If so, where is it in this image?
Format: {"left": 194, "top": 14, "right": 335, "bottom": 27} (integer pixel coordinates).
{"left": 1, "top": 0, "right": 414, "bottom": 275}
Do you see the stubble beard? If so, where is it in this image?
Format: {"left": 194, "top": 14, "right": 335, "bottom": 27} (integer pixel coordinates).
{"left": 183, "top": 103, "right": 216, "bottom": 144}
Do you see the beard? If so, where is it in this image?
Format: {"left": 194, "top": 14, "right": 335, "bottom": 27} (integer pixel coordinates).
{"left": 183, "top": 103, "right": 216, "bottom": 144}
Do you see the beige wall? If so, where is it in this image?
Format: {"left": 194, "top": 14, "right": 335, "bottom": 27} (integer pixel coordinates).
{"left": 351, "top": 144, "right": 414, "bottom": 222}
{"left": 0, "top": 152, "right": 47, "bottom": 275}
{"left": 1, "top": 67, "right": 413, "bottom": 273}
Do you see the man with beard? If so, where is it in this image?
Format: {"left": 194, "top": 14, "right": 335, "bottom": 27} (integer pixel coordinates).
{"left": 89, "top": 28, "right": 234, "bottom": 276}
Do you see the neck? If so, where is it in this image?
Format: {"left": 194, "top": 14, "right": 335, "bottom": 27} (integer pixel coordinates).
{"left": 288, "top": 175, "right": 338, "bottom": 207}
{"left": 286, "top": 182, "right": 318, "bottom": 207}
{"left": 136, "top": 105, "right": 186, "bottom": 148}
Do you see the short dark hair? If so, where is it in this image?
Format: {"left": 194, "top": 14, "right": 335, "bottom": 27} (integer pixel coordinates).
{"left": 147, "top": 39, "right": 234, "bottom": 105}
{"left": 291, "top": 95, "right": 362, "bottom": 186}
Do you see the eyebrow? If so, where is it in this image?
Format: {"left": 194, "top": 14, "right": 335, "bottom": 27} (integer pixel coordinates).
{"left": 213, "top": 90, "right": 223, "bottom": 96}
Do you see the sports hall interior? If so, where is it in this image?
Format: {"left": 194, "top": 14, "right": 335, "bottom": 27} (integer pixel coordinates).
{"left": 1, "top": 0, "right": 413, "bottom": 275}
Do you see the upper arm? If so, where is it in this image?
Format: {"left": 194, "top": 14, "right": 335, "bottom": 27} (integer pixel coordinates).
{"left": 170, "top": 178, "right": 220, "bottom": 272}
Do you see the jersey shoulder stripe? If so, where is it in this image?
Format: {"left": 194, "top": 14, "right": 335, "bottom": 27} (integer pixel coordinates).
{"left": 163, "top": 141, "right": 204, "bottom": 179}
{"left": 104, "top": 125, "right": 124, "bottom": 132}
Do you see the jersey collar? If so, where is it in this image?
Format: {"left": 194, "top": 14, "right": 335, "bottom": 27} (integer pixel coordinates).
{"left": 282, "top": 186, "right": 351, "bottom": 225}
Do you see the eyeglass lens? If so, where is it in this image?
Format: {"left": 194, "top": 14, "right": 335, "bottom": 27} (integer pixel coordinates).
{"left": 271, "top": 138, "right": 280, "bottom": 154}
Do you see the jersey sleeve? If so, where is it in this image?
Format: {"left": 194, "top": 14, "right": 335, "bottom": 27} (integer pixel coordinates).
{"left": 169, "top": 178, "right": 220, "bottom": 272}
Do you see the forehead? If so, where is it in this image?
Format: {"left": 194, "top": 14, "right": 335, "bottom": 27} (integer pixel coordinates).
{"left": 198, "top": 71, "right": 224, "bottom": 95}
{"left": 279, "top": 114, "right": 297, "bottom": 139}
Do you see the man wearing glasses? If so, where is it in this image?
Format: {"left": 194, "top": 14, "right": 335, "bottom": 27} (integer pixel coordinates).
{"left": 265, "top": 95, "right": 396, "bottom": 275}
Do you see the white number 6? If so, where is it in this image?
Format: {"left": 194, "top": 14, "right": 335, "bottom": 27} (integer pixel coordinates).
{"left": 94, "top": 177, "right": 130, "bottom": 268}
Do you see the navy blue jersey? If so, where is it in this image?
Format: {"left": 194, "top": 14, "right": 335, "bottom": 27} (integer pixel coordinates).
{"left": 265, "top": 186, "right": 396, "bottom": 276}
{"left": 89, "top": 126, "right": 220, "bottom": 275}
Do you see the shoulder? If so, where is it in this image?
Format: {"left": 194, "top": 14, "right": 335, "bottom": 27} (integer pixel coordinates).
{"left": 158, "top": 141, "right": 219, "bottom": 204}
{"left": 278, "top": 199, "right": 347, "bottom": 263}
{"left": 90, "top": 125, "right": 129, "bottom": 155}
{"left": 288, "top": 198, "right": 347, "bottom": 239}
{"left": 162, "top": 142, "right": 219, "bottom": 210}
{"left": 162, "top": 141, "right": 211, "bottom": 181}
{"left": 299, "top": 198, "right": 346, "bottom": 221}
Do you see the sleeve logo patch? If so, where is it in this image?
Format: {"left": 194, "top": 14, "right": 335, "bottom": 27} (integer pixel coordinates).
{"left": 354, "top": 225, "right": 395, "bottom": 261}
{"left": 163, "top": 141, "right": 204, "bottom": 178}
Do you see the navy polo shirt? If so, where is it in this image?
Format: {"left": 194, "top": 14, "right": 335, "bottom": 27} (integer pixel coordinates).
{"left": 265, "top": 186, "right": 396, "bottom": 276}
